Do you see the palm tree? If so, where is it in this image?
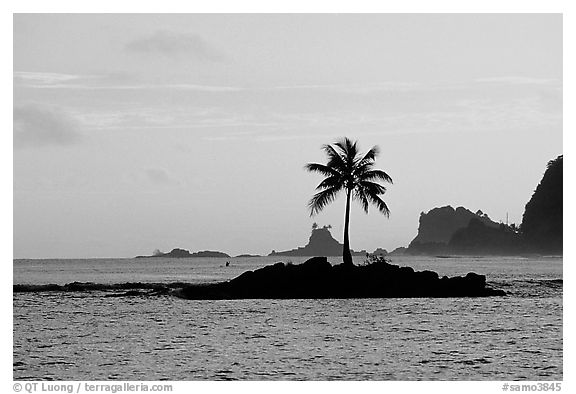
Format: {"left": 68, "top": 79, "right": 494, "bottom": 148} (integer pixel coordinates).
{"left": 305, "top": 137, "right": 392, "bottom": 266}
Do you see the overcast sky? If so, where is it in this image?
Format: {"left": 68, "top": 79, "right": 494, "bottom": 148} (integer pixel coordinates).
{"left": 13, "top": 14, "right": 562, "bottom": 258}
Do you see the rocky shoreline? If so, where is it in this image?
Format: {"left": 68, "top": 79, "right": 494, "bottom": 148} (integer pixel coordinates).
{"left": 174, "top": 256, "right": 506, "bottom": 300}
{"left": 14, "top": 257, "right": 506, "bottom": 299}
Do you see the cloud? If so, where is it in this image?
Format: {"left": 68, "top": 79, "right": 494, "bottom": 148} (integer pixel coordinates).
{"left": 125, "top": 30, "right": 228, "bottom": 62}
{"left": 19, "top": 82, "right": 243, "bottom": 92}
{"left": 475, "top": 76, "right": 560, "bottom": 86}
{"left": 14, "top": 70, "right": 241, "bottom": 91}
{"left": 14, "top": 71, "right": 86, "bottom": 85}
{"left": 14, "top": 104, "right": 82, "bottom": 148}
{"left": 14, "top": 71, "right": 108, "bottom": 89}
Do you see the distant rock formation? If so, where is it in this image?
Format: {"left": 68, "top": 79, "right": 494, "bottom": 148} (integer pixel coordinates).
{"left": 235, "top": 254, "right": 262, "bottom": 258}
{"left": 521, "top": 155, "right": 563, "bottom": 254}
{"left": 407, "top": 206, "right": 499, "bottom": 254}
{"left": 397, "top": 155, "right": 563, "bottom": 256}
{"left": 448, "top": 219, "right": 524, "bottom": 255}
{"left": 269, "top": 225, "right": 367, "bottom": 257}
{"left": 136, "top": 248, "right": 230, "bottom": 258}
{"left": 411, "top": 206, "right": 499, "bottom": 244}
{"left": 174, "top": 256, "right": 506, "bottom": 300}
{"left": 388, "top": 247, "right": 407, "bottom": 256}
{"left": 372, "top": 248, "right": 388, "bottom": 256}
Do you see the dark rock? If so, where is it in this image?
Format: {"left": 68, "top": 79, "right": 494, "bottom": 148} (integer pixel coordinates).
{"left": 269, "top": 225, "right": 367, "bottom": 257}
{"left": 372, "top": 248, "right": 388, "bottom": 256}
{"left": 399, "top": 155, "right": 563, "bottom": 256}
{"left": 388, "top": 247, "right": 407, "bottom": 256}
{"left": 410, "top": 206, "right": 499, "bottom": 246}
{"left": 448, "top": 219, "right": 525, "bottom": 255}
{"left": 175, "top": 256, "right": 506, "bottom": 300}
{"left": 465, "top": 272, "right": 486, "bottom": 288}
{"left": 13, "top": 284, "right": 61, "bottom": 292}
{"left": 300, "top": 256, "right": 332, "bottom": 272}
{"left": 191, "top": 250, "right": 231, "bottom": 258}
{"left": 13, "top": 282, "right": 187, "bottom": 294}
{"left": 399, "top": 266, "right": 415, "bottom": 276}
{"left": 136, "top": 248, "right": 230, "bottom": 258}
{"left": 163, "top": 248, "right": 192, "bottom": 258}
{"left": 521, "top": 155, "right": 563, "bottom": 254}
{"left": 404, "top": 206, "right": 503, "bottom": 255}
{"left": 13, "top": 259, "right": 506, "bottom": 299}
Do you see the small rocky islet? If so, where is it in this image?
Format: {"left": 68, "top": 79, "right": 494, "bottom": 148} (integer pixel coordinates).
{"left": 173, "top": 256, "right": 505, "bottom": 300}
{"left": 14, "top": 256, "right": 505, "bottom": 299}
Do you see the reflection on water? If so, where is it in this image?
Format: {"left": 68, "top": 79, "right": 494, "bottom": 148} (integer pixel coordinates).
{"left": 13, "top": 256, "right": 562, "bottom": 380}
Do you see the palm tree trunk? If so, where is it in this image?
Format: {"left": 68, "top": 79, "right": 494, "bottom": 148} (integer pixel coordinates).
{"left": 343, "top": 188, "right": 353, "bottom": 266}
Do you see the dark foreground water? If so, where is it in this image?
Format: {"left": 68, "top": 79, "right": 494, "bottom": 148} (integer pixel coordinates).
{"left": 13, "top": 256, "right": 562, "bottom": 380}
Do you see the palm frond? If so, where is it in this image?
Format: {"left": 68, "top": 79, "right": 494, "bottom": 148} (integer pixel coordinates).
{"left": 353, "top": 188, "right": 370, "bottom": 213}
{"left": 352, "top": 161, "right": 375, "bottom": 177}
{"left": 304, "top": 162, "right": 340, "bottom": 178}
{"left": 358, "top": 169, "right": 393, "bottom": 184}
{"left": 333, "top": 138, "right": 348, "bottom": 156}
{"left": 316, "top": 175, "right": 342, "bottom": 190}
{"left": 355, "top": 145, "right": 379, "bottom": 167}
{"left": 358, "top": 180, "right": 388, "bottom": 195}
{"left": 308, "top": 186, "right": 343, "bottom": 216}
{"left": 334, "top": 137, "right": 359, "bottom": 168}
{"left": 322, "top": 144, "right": 348, "bottom": 171}
{"left": 367, "top": 193, "right": 391, "bottom": 217}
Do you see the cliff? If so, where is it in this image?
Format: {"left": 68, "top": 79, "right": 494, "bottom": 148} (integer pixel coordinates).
{"left": 401, "top": 155, "right": 563, "bottom": 256}
{"left": 411, "top": 206, "right": 499, "bottom": 244}
{"left": 269, "top": 226, "right": 367, "bottom": 257}
{"left": 521, "top": 155, "right": 563, "bottom": 254}
{"left": 407, "top": 206, "right": 499, "bottom": 254}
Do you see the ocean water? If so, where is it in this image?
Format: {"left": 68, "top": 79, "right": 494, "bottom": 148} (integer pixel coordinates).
{"left": 13, "top": 256, "right": 562, "bottom": 380}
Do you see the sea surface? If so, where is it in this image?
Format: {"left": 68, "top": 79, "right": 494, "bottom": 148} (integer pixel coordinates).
{"left": 13, "top": 256, "right": 562, "bottom": 380}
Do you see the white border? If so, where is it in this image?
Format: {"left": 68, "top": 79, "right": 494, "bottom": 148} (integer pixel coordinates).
{"left": 3, "top": 2, "right": 572, "bottom": 393}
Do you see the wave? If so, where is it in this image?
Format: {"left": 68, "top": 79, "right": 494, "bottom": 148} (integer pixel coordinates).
{"left": 13, "top": 281, "right": 191, "bottom": 295}
{"left": 491, "top": 278, "right": 562, "bottom": 286}
{"left": 487, "top": 278, "right": 562, "bottom": 298}
{"left": 14, "top": 277, "right": 561, "bottom": 299}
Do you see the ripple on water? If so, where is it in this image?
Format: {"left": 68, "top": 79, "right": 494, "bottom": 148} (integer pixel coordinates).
{"left": 13, "top": 286, "right": 562, "bottom": 380}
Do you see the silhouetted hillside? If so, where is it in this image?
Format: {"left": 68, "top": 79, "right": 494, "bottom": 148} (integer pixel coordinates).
{"left": 397, "top": 156, "right": 563, "bottom": 256}
{"left": 269, "top": 225, "right": 367, "bottom": 257}
{"left": 521, "top": 155, "right": 563, "bottom": 254}
{"left": 407, "top": 206, "right": 499, "bottom": 254}
{"left": 388, "top": 247, "right": 408, "bottom": 256}
{"left": 448, "top": 219, "right": 524, "bottom": 255}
